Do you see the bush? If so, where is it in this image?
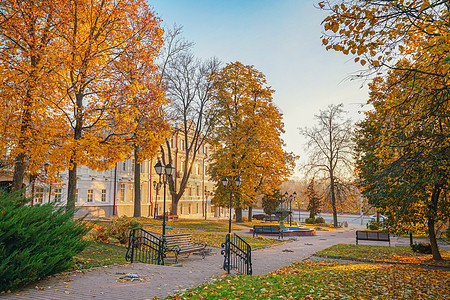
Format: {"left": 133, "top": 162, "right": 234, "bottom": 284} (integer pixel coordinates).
{"left": 92, "top": 226, "right": 109, "bottom": 243}
{"left": 368, "top": 223, "right": 379, "bottom": 230}
{"left": 0, "top": 190, "right": 90, "bottom": 292}
{"left": 305, "top": 217, "right": 315, "bottom": 224}
{"left": 107, "top": 216, "right": 143, "bottom": 244}
{"left": 411, "top": 242, "right": 432, "bottom": 254}
{"left": 315, "top": 217, "right": 325, "bottom": 224}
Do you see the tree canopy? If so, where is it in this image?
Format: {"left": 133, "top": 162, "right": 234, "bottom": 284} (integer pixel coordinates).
{"left": 209, "top": 62, "right": 296, "bottom": 222}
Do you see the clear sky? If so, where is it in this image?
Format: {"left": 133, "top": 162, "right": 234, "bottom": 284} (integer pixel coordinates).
{"left": 151, "top": 0, "right": 370, "bottom": 179}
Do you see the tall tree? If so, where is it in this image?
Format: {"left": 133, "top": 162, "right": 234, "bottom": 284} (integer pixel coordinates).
{"left": 209, "top": 62, "right": 296, "bottom": 222}
{"left": 0, "top": 0, "right": 65, "bottom": 191}
{"left": 305, "top": 178, "right": 322, "bottom": 219}
{"left": 299, "top": 104, "right": 354, "bottom": 227}
{"left": 262, "top": 189, "right": 281, "bottom": 216}
{"left": 111, "top": 29, "right": 169, "bottom": 218}
{"left": 53, "top": 0, "right": 165, "bottom": 212}
{"left": 158, "top": 28, "right": 220, "bottom": 215}
{"left": 355, "top": 59, "right": 449, "bottom": 261}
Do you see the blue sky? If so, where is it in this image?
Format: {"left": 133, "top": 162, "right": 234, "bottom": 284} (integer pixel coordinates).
{"left": 151, "top": 0, "right": 370, "bottom": 178}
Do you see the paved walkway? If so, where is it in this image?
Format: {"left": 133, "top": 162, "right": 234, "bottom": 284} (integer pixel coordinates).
{"left": 1, "top": 229, "right": 438, "bottom": 300}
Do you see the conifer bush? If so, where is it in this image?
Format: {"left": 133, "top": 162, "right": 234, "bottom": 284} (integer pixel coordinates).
{"left": 0, "top": 190, "right": 90, "bottom": 291}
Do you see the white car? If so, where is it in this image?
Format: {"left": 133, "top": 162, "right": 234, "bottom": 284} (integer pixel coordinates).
{"left": 369, "top": 215, "right": 388, "bottom": 222}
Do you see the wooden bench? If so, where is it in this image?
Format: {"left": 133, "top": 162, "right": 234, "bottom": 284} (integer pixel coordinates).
{"left": 156, "top": 215, "right": 178, "bottom": 221}
{"left": 252, "top": 225, "right": 283, "bottom": 239}
{"left": 164, "top": 233, "right": 207, "bottom": 262}
{"left": 356, "top": 230, "right": 390, "bottom": 246}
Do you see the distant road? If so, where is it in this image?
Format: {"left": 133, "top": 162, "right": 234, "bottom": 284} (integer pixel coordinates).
{"left": 245, "top": 208, "right": 371, "bottom": 229}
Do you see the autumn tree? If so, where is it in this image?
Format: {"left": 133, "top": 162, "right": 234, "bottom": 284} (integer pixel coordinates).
{"left": 355, "top": 60, "right": 449, "bottom": 261}
{"left": 305, "top": 178, "right": 322, "bottom": 219}
{"left": 321, "top": 0, "right": 449, "bottom": 260}
{"left": 209, "top": 62, "right": 296, "bottom": 222}
{"left": 52, "top": 0, "right": 165, "bottom": 212}
{"left": 299, "top": 104, "right": 354, "bottom": 227}
{"left": 0, "top": 0, "right": 67, "bottom": 191}
{"left": 111, "top": 28, "right": 169, "bottom": 218}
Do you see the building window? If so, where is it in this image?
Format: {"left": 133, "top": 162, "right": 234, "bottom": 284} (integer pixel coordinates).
{"left": 181, "top": 139, "right": 185, "bottom": 151}
{"left": 75, "top": 189, "right": 78, "bottom": 202}
{"left": 87, "top": 189, "right": 93, "bottom": 202}
{"left": 122, "top": 161, "right": 126, "bottom": 171}
{"left": 196, "top": 203, "right": 199, "bottom": 214}
{"left": 196, "top": 186, "right": 199, "bottom": 196}
{"left": 35, "top": 187, "right": 44, "bottom": 203}
{"left": 120, "top": 184, "right": 126, "bottom": 202}
{"left": 131, "top": 158, "right": 135, "bottom": 172}
{"left": 188, "top": 203, "right": 191, "bottom": 214}
{"left": 101, "top": 189, "right": 106, "bottom": 202}
{"left": 140, "top": 162, "right": 145, "bottom": 173}
{"left": 54, "top": 188, "right": 62, "bottom": 202}
{"left": 180, "top": 204, "right": 183, "bottom": 215}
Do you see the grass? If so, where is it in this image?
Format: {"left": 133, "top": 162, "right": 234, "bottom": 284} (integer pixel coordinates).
{"left": 139, "top": 218, "right": 242, "bottom": 232}
{"left": 239, "top": 219, "right": 341, "bottom": 231}
{"left": 141, "top": 226, "right": 284, "bottom": 249}
{"left": 317, "top": 243, "right": 450, "bottom": 268}
{"left": 167, "top": 261, "right": 450, "bottom": 299}
{"left": 72, "top": 242, "right": 127, "bottom": 270}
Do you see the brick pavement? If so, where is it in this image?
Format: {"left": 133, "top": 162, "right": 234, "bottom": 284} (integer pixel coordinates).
{"left": 1, "top": 229, "right": 420, "bottom": 300}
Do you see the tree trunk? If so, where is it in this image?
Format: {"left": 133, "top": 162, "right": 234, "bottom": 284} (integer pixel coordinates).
{"left": 428, "top": 185, "right": 442, "bottom": 260}
{"left": 235, "top": 207, "right": 243, "bottom": 223}
{"left": 66, "top": 156, "right": 77, "bottom": 213}
{"left": 248, "top": 206, "right": 253, "bottom": 222}
{"left": 330, "top": 175, "right": 338, "bottom": 227}
{"left": 12, "top": 82, "right": 34, "bottom": 192}
{"left": 133, "top": 146, "right": 141, "bottom": 217}
{"left": 66, "top": 92, "right": 83, "bottom": 215}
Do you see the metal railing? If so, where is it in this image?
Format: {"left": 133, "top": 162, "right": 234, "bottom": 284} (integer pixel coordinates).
{"left": 221, "top": 233, "right": 252, "bottom": 275}
{"left": 125, "top": 228, "right": 165, "bottom": 265}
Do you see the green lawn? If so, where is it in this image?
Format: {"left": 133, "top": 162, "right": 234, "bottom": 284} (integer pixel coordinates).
{"left": 141, "top": 226, "right": 284, "bottom": 249}
{"left": 139, "top": 218, "right": 242, "bottom": 232}
{"left": 167, "top": 261, "right": 449, "bottom": 299}
{"left": 72, "top": 242, "right": 127, "bottom": 270}
{"left": 317, "top": 244, "right": 450, "bottom": 268}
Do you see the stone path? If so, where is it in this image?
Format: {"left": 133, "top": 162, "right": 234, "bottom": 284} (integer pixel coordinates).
{"left": 1, "top": 229, "right": 432, "bottom": 300}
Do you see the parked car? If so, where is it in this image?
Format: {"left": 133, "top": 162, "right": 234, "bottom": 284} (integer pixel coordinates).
{"left": 252, "top": 214, "right": 267, "bottom": 220}
{"left": 369, "top": 214, "right": 388, "bottom": 222}
{"left": 264, "top": 215, "right": 279, "bottom": 222}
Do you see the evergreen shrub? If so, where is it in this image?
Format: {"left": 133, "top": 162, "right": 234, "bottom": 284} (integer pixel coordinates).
{"left": 107, "top": 216, "right": 143, "bottom": 244}
{"left": 0, "top": 190, "right": 90, "bottom": 291}
{"left": 315, "top": 217, "right": 325, "bottom": 224}
{"left": 411, "top": 242, "right": 432, "bottom": 254}
{"left": 305, "top": 217, "right": 315, "bottom": 224}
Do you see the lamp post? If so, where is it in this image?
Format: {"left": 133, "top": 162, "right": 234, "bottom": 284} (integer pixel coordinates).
{"left": 204, "top": 190, "right": 210, "bottom": 220}
{"left": 283, "top": 191, "right": 297, "bottom": 226}
{"left": 221, "top": 176, "right": 242, "bottom": 234}
{"left": 154, "top": 161, "right": 175, "bottom": 236}
{"left": 152, "top": 180, "right": 160, "bottom": 219}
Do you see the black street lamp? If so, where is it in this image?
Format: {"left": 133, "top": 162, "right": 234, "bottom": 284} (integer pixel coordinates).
{"left": 204, "top": 190, "right": 211, "bottom": 220}
{"left": 154, "top": 161, "right": 175, "bottom": 236}
{"left": 221, "top": 176, "right": 242, "bottom": 234}
{"left": 284, "top": 191, "right": 297, "bottom": 226}
{"left": 153, "top": 180, "right": 161, "bottom": 219}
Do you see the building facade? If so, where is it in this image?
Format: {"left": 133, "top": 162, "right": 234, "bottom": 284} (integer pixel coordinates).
{"left": 1, "top": 131, "right": 232, "bottom": 220}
